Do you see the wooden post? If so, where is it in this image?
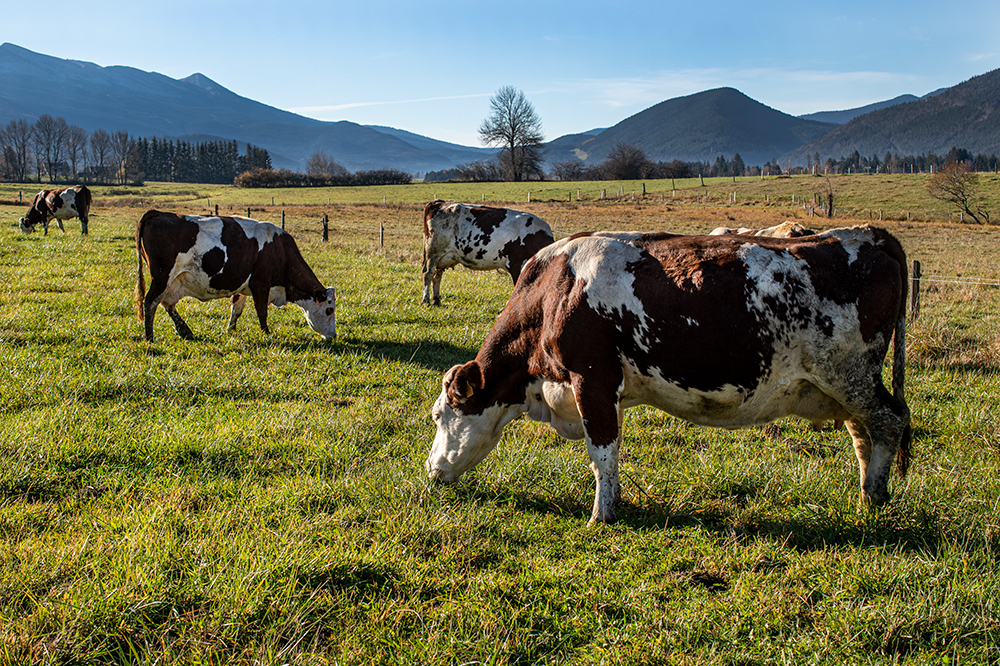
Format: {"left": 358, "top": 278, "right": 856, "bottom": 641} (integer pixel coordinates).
{"left": 271, "top": 196, "right": 274, "bottom": 205}
{"left": 910, "top": 260, "right": 921, "bottom": 320}
{"left": 247, "top": 207, "right": 251, "bottom": 218}
{"left": 281, "top": 210, "right": 285, "bottom": 230}
{"left": 322, "top": 214, "right": 329, "bottom": 242}
{"left": 19, "top": 191, "right": 22, "bottom": 203}
{"left": 379, "top": 221, "right": 384, "bottom": 248}
{"left": 214, "top": 204, "right": 219, "bottom": 216}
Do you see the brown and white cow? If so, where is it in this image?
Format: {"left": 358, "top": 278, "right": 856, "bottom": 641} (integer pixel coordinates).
{"left": 421, "top": 200, "right": 554, "bottom": 305}
{"left": 19, "top": 185, "right": 93, "bottom": 235}
{"left": 134, "top": 210, "right": 336, "bottom": 342}
{"left": 426, "top": 226, "right": 911, "bottom": 524}
{"left": 709, "top": 221, "right": 814, "bottom": 238}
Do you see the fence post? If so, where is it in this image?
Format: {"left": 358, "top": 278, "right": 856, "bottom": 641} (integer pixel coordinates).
{"left": 281, "top": 210, "right": 285, "bottom": 230}
{"left": 379, "top": 221, "right": 384, "bottom": 248}
{"left": 322, "top": 214, "right": 329, "bottom": 242}
{"left": 246, "top": 207, "right": 251, "bottom": 218}
{"left": 214, "top": 204, "right": 218, "bottom": 216}
{"left": 910, "top": 260, "right": 921, "bottom": 320}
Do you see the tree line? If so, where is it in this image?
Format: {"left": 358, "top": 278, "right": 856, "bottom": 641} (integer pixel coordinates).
{"left": 427, "top": 141, "right": 1000, "bottom": 184}
{"left": 0, "top": 114, "right": 271, "bottom": 185}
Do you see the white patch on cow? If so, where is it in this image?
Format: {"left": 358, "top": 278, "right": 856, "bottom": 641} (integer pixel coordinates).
{"left": 234, "top": 216, "right": 281, "bottom": 250}
{"left": 816, "top": 226, "right": 874, "bottom": 264}
{"left": 50, "top": 188, "right": 80, "bottom": 220}
{"left": 544, "top": 232, "right": 656, "bottom": 352}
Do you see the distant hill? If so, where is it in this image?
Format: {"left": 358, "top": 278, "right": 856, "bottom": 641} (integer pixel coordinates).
{"left": 798, "top": 89, "right": 947, "bottom": 125}
{"left": 0, "top": 43, "right": 487, "bottom": 174}
{"left": 545, "top": 88, "right": 836, "bottom": 168}
{"left": 781, "top": 70, "right": 1000, "bottom": 165}
{"left": 799, "top": 95, "right": 920, "bottom": 125}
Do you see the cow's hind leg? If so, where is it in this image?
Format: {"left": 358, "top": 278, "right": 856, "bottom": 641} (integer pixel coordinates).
{"left": 431, "top": 268, "right": 447, "bottom": 306}
{"left": 164, "top": 305, "right": 195, "bottom": 340}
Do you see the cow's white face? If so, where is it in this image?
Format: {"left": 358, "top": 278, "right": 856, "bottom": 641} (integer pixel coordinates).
{"left": 425, "top": 365, "right": 522, "bottom": 483}
{"left": 298, "top": 287, "right": 337, "bottom": 339}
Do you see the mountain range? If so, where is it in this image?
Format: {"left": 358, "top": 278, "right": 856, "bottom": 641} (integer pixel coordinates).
{"left": 2, "top": 42, "right": 999, "bottom": 175}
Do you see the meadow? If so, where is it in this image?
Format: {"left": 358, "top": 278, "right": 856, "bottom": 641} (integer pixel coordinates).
{"left": 0, "top": 175, "right": 998, "bottom": 664}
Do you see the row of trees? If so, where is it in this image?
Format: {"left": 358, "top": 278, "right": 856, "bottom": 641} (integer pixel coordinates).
{"left": 0, "top": 115, "right": 274, "bottom": 185}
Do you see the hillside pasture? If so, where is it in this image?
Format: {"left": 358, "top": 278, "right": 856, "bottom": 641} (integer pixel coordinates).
{"left": 0, "top": 181, "right": 999, "bottom": 664}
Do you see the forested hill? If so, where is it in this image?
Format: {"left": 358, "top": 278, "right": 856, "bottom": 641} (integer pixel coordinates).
{"left": 782, "top": 69, "right": 1000, "bottom": 164}
{"left": 546, "top": 88, "right": 836, "bottom": 168}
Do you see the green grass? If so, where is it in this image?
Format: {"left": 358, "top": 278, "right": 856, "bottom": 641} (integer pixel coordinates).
{"left": 0, "top": 190, "right": 998, "bottom": 664}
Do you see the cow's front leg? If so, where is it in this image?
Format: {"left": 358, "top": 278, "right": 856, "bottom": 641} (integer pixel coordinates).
{"left": 848, "top": 409, "right": 906, "bottom": 508}
{"left": 572, "top": 373, "right": 625, "bottom": 524}
{"left": 228, "top": 294, "right": 247, "bottom": 332}
{"left": 80, "top": 216, "right": 88, "bottom": 235}
{"left": 251, "top": 289, "right": 271, "bottom": 334}
{"left": 164, "top": 305, "right": 194, "bottom": 340}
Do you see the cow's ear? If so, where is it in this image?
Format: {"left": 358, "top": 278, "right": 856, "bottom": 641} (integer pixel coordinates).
{"left": 447, "top": 361, "right": 483, "bottom": 405}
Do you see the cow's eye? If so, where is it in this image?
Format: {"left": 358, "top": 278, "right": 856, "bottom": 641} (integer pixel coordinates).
{"left": 325, "top": 308, "right": 334, "bottom": 316}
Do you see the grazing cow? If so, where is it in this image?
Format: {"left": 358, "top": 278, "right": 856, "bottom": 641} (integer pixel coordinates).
{"left": 19, "top": 185, "right": 93, "bottom": 235}
{"left": 709, "top": 221, "right": 814, "bottom": 238}
{"left": 421, "top": 200, "right": 554, "bottom": 305}
{"left": 426, "top": 226, "right": 911, "bottom": 524}
{"left": 134, "top": 210, "right": 336, "bottom": 342}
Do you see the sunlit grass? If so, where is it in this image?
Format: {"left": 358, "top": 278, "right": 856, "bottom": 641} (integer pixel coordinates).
{"left": 0, "top": 190, "right": 998, "bottom": 664}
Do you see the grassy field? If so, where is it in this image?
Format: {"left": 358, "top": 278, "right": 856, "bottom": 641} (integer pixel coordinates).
{"left": 1, "top": 179, "right": 999, "bottom": 664}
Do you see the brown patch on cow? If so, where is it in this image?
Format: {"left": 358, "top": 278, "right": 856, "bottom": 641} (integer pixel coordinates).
{"left": 422, "top": 200, "right": 447, "bottom": 239}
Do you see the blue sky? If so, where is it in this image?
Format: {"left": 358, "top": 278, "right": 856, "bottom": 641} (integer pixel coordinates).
{"left": 6, "top": 1, "right": 999, "bottom": 146}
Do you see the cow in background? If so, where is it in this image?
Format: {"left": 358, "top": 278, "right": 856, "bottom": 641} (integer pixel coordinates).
{"left": 709, "top": 221, "right": 814, "bottom": 238}
{"left": 421, "top": 200, "right": 554, "bottom": 305}
{"left": 19, "top": 185, "right": 93, "bottom": 235}
{"left": 135, "top": 210, "right": 336, "bottom": 342}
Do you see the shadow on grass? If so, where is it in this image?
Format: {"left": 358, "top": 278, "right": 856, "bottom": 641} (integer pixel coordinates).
{"left": 440, "top": 478, "right": 979, "bottom": 554}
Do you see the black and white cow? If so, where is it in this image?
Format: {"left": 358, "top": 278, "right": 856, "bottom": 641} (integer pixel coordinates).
{"left": 421, "top": 200, "right": 554, "bottom": 305}
{"left": 134, "top": 210, "right": 336, "bottom": 342}
{"left": 426, "top": 226, "right": 912, "bottom": 523}
{"left": 19, "top": 185, "right": 93, "bottom": 235}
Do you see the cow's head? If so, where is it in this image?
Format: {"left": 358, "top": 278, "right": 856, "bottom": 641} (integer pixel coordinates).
{"left": 426, "top": 362, "right": 524, "bottom": 484}
{"left": 19, "top": 208, "right": 43, "bottom": 234}
{"left": 298, "top": 287, "right": 337, "bottom": 339}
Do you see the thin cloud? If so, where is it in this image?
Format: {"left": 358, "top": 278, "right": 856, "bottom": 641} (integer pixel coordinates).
{"left": 289, "top": 92, "right": 493, "bottom": 116}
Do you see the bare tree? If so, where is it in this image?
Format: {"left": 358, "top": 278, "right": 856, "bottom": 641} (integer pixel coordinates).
{"left": 306, "top": 150, "right": 349, "bottom": 178}
{"left": 0, "top": 119, "right": 33, "bottom": 182}
{"left": 549, "top": 159, "right": 586, "bottom": 181}
{"left": 34, "top": 114, "right": 70, "bottom": 183}
{"left": 89, "top": 129, "right": 112, "bottom": 183}
{"left": 478, "top": 86, "right": 544, "bottom": 182}
{"left": 602, "top": 141, "right": 653, "bottom": 180}
{"left": 110, "top": 130, "right": 132, "bottom": 184}
{"left": 66, "top": 125, "right": 88, "bottom": 180}
{"left": 927, "top": 161, "right": 990, "bottom": 224}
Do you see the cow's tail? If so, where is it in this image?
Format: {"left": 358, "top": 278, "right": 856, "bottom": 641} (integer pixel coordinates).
{"left": 421, "top": 200, "right": 444, "bottom": 273}
{"left": 882, "top": 228, "right": 912, "bottom": 477}
{"left": 134, "top": 210, "right": 156, "bottom": 321}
